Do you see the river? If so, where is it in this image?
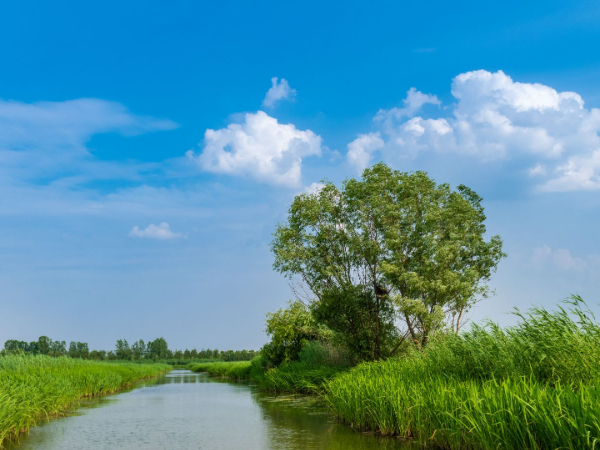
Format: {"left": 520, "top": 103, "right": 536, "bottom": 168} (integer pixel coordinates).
{"left": 8, "top": 370, "right": 408, "bottom": 450}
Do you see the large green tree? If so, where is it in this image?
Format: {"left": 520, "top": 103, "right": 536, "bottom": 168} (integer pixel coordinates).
{"left": 272, "top": 163, "right": 505, "bottom": 359}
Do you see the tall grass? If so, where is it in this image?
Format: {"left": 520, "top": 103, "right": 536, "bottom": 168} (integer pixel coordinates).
{"left": 189, "top": 342, "right": 350, "bottom": 393}
{"left": 0, "top": 354, "right": 170, "bottom": 448}
{"left": 325, "top": 296, "right": 600, "bottom": 449}
{"left": 256, "top": 361, "right": 347, "bottom": 393}
{"left": 187, "top": 361, "right": 253, "bottom": 380}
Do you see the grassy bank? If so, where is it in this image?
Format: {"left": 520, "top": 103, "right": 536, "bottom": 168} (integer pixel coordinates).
{"left": 188, "top": 350, "right": 348, "bottom": 394}
{"left": 325, "top": 297, "right": 600, "bottom": 449}
{"left": 188, "top": 361, "right": 253, "bottom": 380}
{"left": 0, "top": 355, "right": 170, "bottom": 448}
{"left": 191, "top": 298, "right": 600, "bottom": 448}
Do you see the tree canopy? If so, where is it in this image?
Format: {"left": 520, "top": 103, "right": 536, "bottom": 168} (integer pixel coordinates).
{"left": 272, "top": 163, "right": 505, "bottom": 359}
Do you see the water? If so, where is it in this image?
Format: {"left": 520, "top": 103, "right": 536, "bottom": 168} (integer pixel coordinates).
{"left": 8, "top": 370, "right": 407, "bottom": 450}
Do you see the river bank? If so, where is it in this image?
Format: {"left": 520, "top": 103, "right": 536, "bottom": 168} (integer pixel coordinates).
{"left": 7, "top": 370, "right": 407, "bottom": 450}
{"left": 191, "top": 298, "right": 600, "bottom": 449}
{"left": 0, "top": 355, "right": 170, "bottom": 448}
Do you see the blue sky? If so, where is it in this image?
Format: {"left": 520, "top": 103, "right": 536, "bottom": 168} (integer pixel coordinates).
{"left": 1, "top": 0, "right": 600, "bottom": 351}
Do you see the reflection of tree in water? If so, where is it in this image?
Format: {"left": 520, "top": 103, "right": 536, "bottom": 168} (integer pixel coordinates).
{"left": 253, "top": 394, "right": 411, "bottom": 450}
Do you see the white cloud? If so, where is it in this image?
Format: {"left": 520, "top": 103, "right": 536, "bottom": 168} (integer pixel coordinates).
{"left": 0, "top": 97, "right": 177, "bottom": 189}
{"left": 347, "top": 132, "right": 385, "bottom": 172}
{"left": 188, "top": 111, "right": 322, "bottom": 187}
{"left": 129, "top": 222, "right": 185, "bottom": 240}
{"left": 375, "top": 87, "right": 440, "bottom": 124}
{"left": 349, "top": 70, "right": 600, "bottom": 191}
{"left": 529, "top": 164, "right": 547, "bottom": 177}
{"left": 531, "top": 245, "right": 588, "bottom": 271}
{"left": 0, "top": 98, "right": 177, "bottom": 151}
{"left": 262, "top": 77, "right": 296, "bottom": 108}
{"left": 303, "top": 182, "right": 325, "bottom": 194}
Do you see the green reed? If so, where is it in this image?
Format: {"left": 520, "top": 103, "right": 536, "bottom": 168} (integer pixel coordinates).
{"left": 188, "top": 361, "right": 253, "bottom": 380}
{"left": 0, "top": 354, "right": 170, "bottom": 448}
{"left": 325, "top": 296, "right": 600, "bottom": 449}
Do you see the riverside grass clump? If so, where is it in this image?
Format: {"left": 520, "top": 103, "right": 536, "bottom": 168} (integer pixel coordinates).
{"left": 187, "top": 361, "right": 253, "bottom": 380}
{"left": 0, "top": 355, "right": 169, "bottom": 448}
{"left": 325, "top": 296, "right": 600, "bottom": 449}
{"left": 189, "top": 343, "right": 349, "bottom": 393}
{"left": 189, "top": 359, "right": 346, "bottom": 393}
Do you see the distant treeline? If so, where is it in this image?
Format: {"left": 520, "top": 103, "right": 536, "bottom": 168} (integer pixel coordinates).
{"left": 2, "top": 336, "right": 257, "bottom": 362}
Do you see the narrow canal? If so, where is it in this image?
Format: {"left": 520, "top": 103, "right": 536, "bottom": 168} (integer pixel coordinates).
{"left": 8, "top": 370, "right": 407, "bottom": 450}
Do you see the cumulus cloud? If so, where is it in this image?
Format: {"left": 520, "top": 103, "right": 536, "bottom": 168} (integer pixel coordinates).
{"left": 129, "top": 222, "right": 185, "bottom": 240}
{"left": 531, "top": 245, "right": 588, "bottom": 271}
{"left": 303, "top": 182, "right": 325, "bottom": 195}
{"left": 348, "top": 70, "right": 600, "bottom": 191}
{"left": 262, "top": 77, "right": 296, "bottom": 108}
{"left": 188, "top": 111, "right": 322, "bottom": 187}
{"left": 375, "top": 87, "right": 440, "bottom": 124}
{"left": 347, "top": 133, "right": 385, "bottom": 172}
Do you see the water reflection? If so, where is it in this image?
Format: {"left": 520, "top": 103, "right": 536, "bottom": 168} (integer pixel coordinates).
{"left": 255, "top": 395, "right": 407, "bottom": 450}
{"left": 8, "top": 370, "right": 409, "bottom": 450}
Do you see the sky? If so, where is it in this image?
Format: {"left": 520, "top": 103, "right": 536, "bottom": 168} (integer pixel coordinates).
{"left": 1, "top": 0, "right": 600, "bottom": 351}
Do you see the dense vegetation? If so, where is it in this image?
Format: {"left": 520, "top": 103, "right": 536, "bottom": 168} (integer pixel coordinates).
{"left": 272, "top": 163, "right": 504, "bottom": 361}
{"left": 325, "top": 296, "right": 600, "bottom": 449}
{"left": 189, "top": 341, "right": 350, "bottom": 393}
{"left": 0, "top": 355, "right": 169, "bottom": 448}
{"left": 3, "top": 336, "right": 256, "bottom": 363}
{"left": 193, "top": 297, "right": 600, "bottom": 449}
{"left": 192, "top": 164, "right": 600, "bottom": 448}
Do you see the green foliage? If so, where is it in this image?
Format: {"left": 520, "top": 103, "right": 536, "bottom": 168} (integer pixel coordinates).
{"left": 313, "top": 286, "right": 399, "bottom": 362}
{"left": 68, "top": 341, "right": 89, "bottom": 358}
{"left": 2, "top": 336, "right": 257, "bottom": 366}
{"left": 3, "top": 337, "right": 67, "bottom": 357}
{"left": 188, "top": 361, "right": 253, "bottom": 380}
{"left": 272, "top": 163, "right": 504, "bottom": 357}
{"left": 325, "top": 297, "right": 600, "bottom": 449}
{"left": 146, "top": 337, "right": 169, "bottom": 360}
{"left": 258, "top": 361, "right": 347, "bottom": 394}
{"left": 190, "top": 342, "right": 350, "bottom": 394}
{"left": 262, "top": 300, "right": 330, "bottom": 366}
{"left": 297, "top": 341, "right": 351, "bottom": 367}
{"left": 0, "top": 355, "right": 169, "bottom": 448}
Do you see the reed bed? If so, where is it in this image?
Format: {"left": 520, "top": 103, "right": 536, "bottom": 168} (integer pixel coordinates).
{"left": 325, "top": 296, "right": 600, "bottom": 449}
{"left": 188, "top": 361, "right": 252, "bottom": 380}
{"left": 0, "top": 355, "right": 169, "bottom": 448}
{"left": 189, "top": 355, "right": 348, "bottom": 393}
{"left": 256, "top": 361, "right": 347, "bottom": 393}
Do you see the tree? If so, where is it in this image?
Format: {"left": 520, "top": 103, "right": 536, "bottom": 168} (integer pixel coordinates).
{"left": 68, "top": 341, "right": 78, "bottom": 357}
{"left": 77, "top": 342, "right": 89, "bottom": 359}
{"left": 272, "top": 163, "right": 505, "bottom": 359}
{"left": 68, "top": 341, "right": 89, "bottom": 358}
{"left": 115, "top": 339, "right": 131, "bottom": 360}
{"left": 146, "top": 337, "right": 169, "bottom": 360}
{"left": 4, "top": 340, "right": 28, "bottom": 353}
{"left": 50, "top": 340, "right": 66, "bottom": 356}
{"left": 263, "top": 300, "right": 331, "bottom": 366}
{"left": 89, "top": 350, "right": 107, "bottom": 360}
{"left": 36, "top": 336, "right": 52, "bottom": 355}
{"left": 131, "top": 339, "right": 146, "bottom": 360}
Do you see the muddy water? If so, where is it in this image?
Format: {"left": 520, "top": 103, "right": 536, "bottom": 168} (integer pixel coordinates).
{"left": 8, "top": 370, "right": 408, "bottom": 450}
